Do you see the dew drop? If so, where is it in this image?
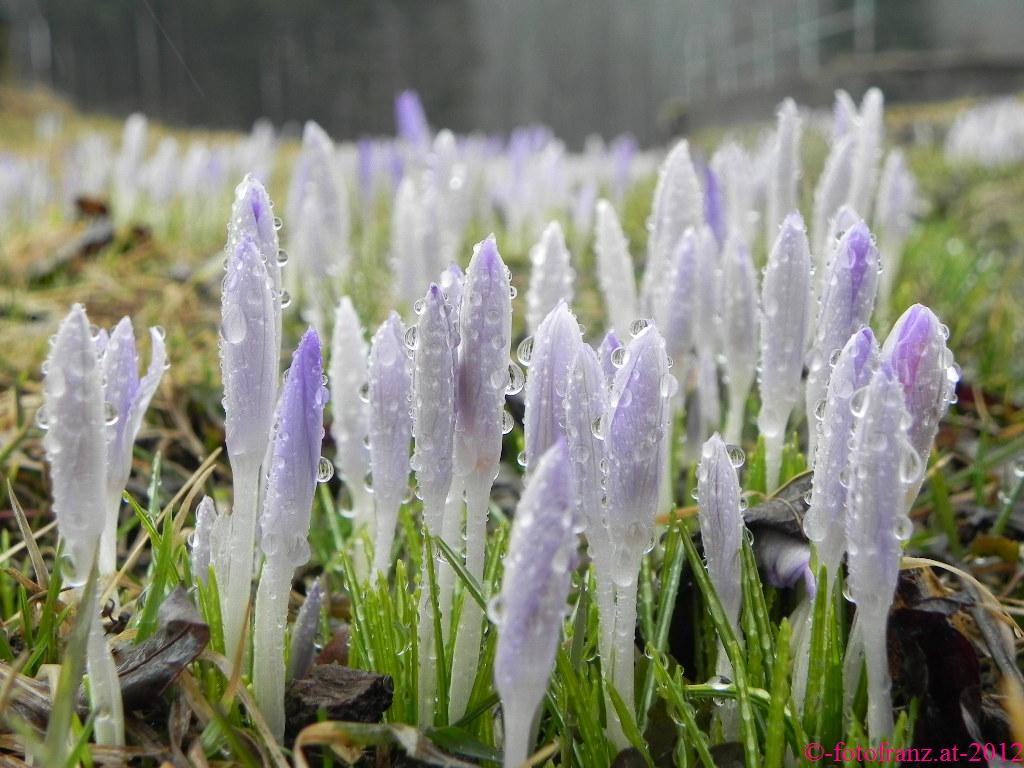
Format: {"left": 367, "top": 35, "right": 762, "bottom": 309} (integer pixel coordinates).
{"left": 610, "top": 347, "right": 627, "bottom": 368}
{"left": 849, "top": 386, "right": 869, "bottom": 417}
{"left": 404, "top": 325, "right": 419, "bottom": 350}
{"left": 413, "top": 298, "right": 425, "bottom": 315}
{"left": 221, "top": 304, "right": 247, "bottom": 344}
{"left": 629, "top": 318, "right": 650, "bottom": 336}
{"left": 501, "top": 410, "right": 514, "bottom": 434}
{"left": 509, "top": 285, "right": 517, "bottom": 300}
{"left": 516, "top": 450, "right": 528, "bottom": 468}
{"left": 506, "top": 363, "right": 525, "bottom": 395}
{"left": 660, "top": 373, "right": 679, "bottom": 399}
{"left": 276, "top": 248, "right": 289, "bottom": 266}
{"left": 894, "top": 515, "right": 913, "bottom": 541}
{"left": 591, "top": 416, "right": 603, "bottom": 438}
{"left": 317, "top": 457, "right": 335, "bottom": 483}
{"left": 34, "top": 407, "right": 49, "bottom": 430}
{"left": 726, "top": 444, "right": 745, "bottom": 469}
{"left": 273, "top": 216, "right": 283, "bottom": 230}
{"left": 279, "top": 290, "right": 292, "bottom": 309}
{"left": 516, "top": 336, "right": 534, "bottom": 366}
{"left": 104, "top": 401, "right": 119, "bottom": 426}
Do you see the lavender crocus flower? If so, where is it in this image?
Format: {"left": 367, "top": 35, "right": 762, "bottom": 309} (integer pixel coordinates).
{"left": 753, "top": 530, "right": 815, "bottom": 597}
{"left": 833, "top": 89, "right": 858, "bottom": 141}
{"left": 712, "top": 142, "right": 755, "bottom": 247}
{"left": 523, "top": 301, "right": 580, "bottom": 469}
{"left": 874, "top": 151, "right": 918, "bottom": 321}
{"left": 412, "top": 284, "right": 458, "bottom": 725}
{"left": 697, "top": 433, "right": 745, "bottom": 678}
{"left": 881, "top": 304, "right": 958, "bottom": 499}
{"left": 368, "top": 313, "right": 413, "bottom": 574}
{"left": 847, "top": 88, "right": 884, "bottom": 221}
{"left": 220, "top": 235, "right": 280, "bottom": 659}
{"left": 794, "top": 328, "right": 879, "bottom": 708}
{"left": 721, "top": 238, "right": 759, "bottom": 446}
{"left": 288, "top": 578, "right": 324, "bottom": 683}
{"left": 844, "top": 362, "right": 916, "bottom": 740}
{"left": 395, "top": 90, "right": 431, "bottom": 149}
{"left": 704, "top": 164, "right": 726, "bottom": 246}
{"left": 811, "top": 132, "right": 856, "bottom": 267}
{"left": 663, "top": 228, "right": 698, "bottom": 388}
{"left": 42, "top": 304, "right": 124, "bottom": 746}
{"left": 99, "top": 317, "right": 167, "bottom": 575}
{"left": 594, "top": 199, "right": 638, "bottom": 336}
{"left": 191, "top": 496, "right": 217, "bottom": 585}
{"left": 765, "top": 99, "right": 802, "bottom": 245}
{"left": 642, "top": 140, "right": 703, "bottom": 320}
{"left": 493, "top": 441, "right": 576, "bottom": 768}
{"left": 757, "top": 213, "right": 811, "bottom": 490}
{"left": 254, "top": 329, "right": 329, "bottom": 741}
{"left": 330, "top": 297, "right": 372, "bottom": 528}
{"left": 450, "top": 235, "right": 513, "bottom": 720}
{"left": 805, "top": 220, "right": 880, "bottom": 462}
{"left": 602, "top": 325, "right": 671, "bottom": 742}
{"left": 525, "top": 221, "right": 575, "bottom": 335}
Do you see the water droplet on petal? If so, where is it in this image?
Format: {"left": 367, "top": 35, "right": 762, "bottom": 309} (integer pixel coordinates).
{"left": 317, "top": 457, "right": 335, "bottom": 483}
{"left": 501, "top": 409, "right": 514, "bottom": 434}
{"left": 517, "top": 336, "right": 534, "bottom": 366}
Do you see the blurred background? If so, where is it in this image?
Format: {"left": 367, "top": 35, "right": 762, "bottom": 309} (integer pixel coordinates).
{"left": 3, "top": 0, "right": 1024, "bottom": 143}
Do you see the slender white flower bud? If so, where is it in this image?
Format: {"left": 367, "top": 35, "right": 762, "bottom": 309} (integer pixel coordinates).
{"left": 523, "top": 301, "right": 580, "bottom": 469}
{"left": 765, "top": 99, "right": 802, "bottom": 244}
{"left": 594, "top": 199, "right": 638, "bottom": 336}
{"left": 721, "top": 238, "right": 759, "bottom": 446}
{"left": 330, "top": 297, "right": 372, "bottom": 526}
{"left": 525, "top": 221, "right": 574, "bottom": 335}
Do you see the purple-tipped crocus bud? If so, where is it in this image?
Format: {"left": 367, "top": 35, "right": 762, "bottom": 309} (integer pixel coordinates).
{"left": 598, "top": 330, "right": 623, "bottom": 387}
{"left": 525, "top": 221, "right": 575, "bottom": 335}
{"left": 642, "top": 140, "right": 703, "bottom": 319}
{"left": 697, "top": 433, "right": 745, "bottom": 676}
{"left": 765, "top": 98, "right": 802, "bottom": 245}
{"left": 833, "top": 89, "right": 857, "bottom": 141}
{"left": 703, "top": 164, "right": 726, "bottom": 246}
{"left": 881, "top": 305, "right": 958, "bottom": 480}
{"left": 493, "top": 440, "right": 576, "bottom": 768}
{"left": 330, "top": 297, "right": 372, "bottom": 524}
{"left": 260, "top": 329, "right": 329, "bottom": 569}
{"left": 412, "top": 284, "right": 458, "bottom": 526}
{"left": 454, "top": 235, "right": 512, "bottom": 481}
{"left": 805, "top": 219, "right": 880, "bottom": 462}
{"left": 191, "top": 496, "right": 217, "bottom": 585}
{"left": 811, "top": 132, "right": 856, "bottom": 266}
{"left": 604, "top": 325, "right": 671, "bottom": 586}
{"left": 845, "top": 361, "right": 918, "bottom": 740}
{"left": 721, "top": 238, "right": 759, "bottom": 445}
{"left": 753, "top": 529, "right": 815, "bottom": 598}
{"left": 523, "top": 301, "right": 581, "bottom": 470}
{"left": 288, "top": 578, "right": 323, "bottom": 682}
{"left": 663, "top": 228, "right": 698, "bottom": 380}
{"left": 99, "top": 317, "right": 167, "bottom": 573}
{"left": 255, "top": 329, "right": 328, "bottom": 741}
{"left": 395, "top": 90, "right": 431, "bottom": 149}
{"left": 42, "top": 304, "right": 107, "bottom": 583}
{"left": 847, "top": 88, "right": 884, "bottom": 221}
{"left": 228, "top": 174, "right": 282, "bottom": 315}
{"left": 368, "top": 312, "right": 413, "bottom": 573}
{"left": 594, "top": 199, "right": 638, "bottom": 336}
{"left": 757, "top": 212, "right": 812, "bottom": 489}
{"left": 804, "top": 328, "right": 879, "bottom": 579}
{"left": 221, "top": 237, "right": 279, "bottom": 472}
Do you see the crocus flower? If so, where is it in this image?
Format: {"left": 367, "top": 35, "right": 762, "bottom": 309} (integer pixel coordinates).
{"left": 642, "top": 140, "right": 703, "bottom": 320}
{"left": 288, "top": 578, "right": 323, "bottom": 683}
{"left": 191, "top": 496, "right": 217, "bottom": 585}
{"left": 847, "top": 88, "right": 884, "bottom": 221}
{"left": 832, "top": 89, "right": 858, "bottom": 141}
{"left": 794, "top": 328, "right": 879, "bottom": 707}
{"left": 395, "top": 90, "right": 431, "bottom": 149}
{"left": 368, "top": 313, "right": 413, "bottom": 574}
{"left": 493, "top": 441, "right": 576, "bottom": 768}
{"left": 412, "top": 284, "right": 458, "bottom": 725}
{"left": 286, "top": 121, "right": 351, "bottom": 331}
{"left": 844, "top": 362, "right": 915, "bottom": 741}
{"left": 523, "top": 301, "right": 580, "bottom": 469}
{"left": 805, "top": 220, "right": 880, "bottom": 462}
{"left": 662, "top": 228, "right": 698, "bottom": 386}
{"left": 525, "top": 221, "right": 575, "bottom": 335}
{"left": 711, "top": 142, "right": 754, "bottom": 247}
{"left": 99, "top": 317, "right": 167, "bottom": 575}
{"left": 753, "top": 529, "right": 815, "bottom": 597}
{"left": 594, "top": 199, "right": 639, "bottom": 336}
{"left": 757, "top": 213, "right": 811, "bottom": 490}
{"left": 330, "top": 297, "right": 372, "bottom": 527}
{"left": 721, "top": 238, "right": 759, "bottom": 446}
{"left": 220, "top": 234, "right": 280, "bottom": 659}
{"left": 874, "top": 151, "right": 918, "bottom": 320}
{"left": 697, "top": 433, "right": 745, "bottom": 678}
{"left": 811, "top": 132, "right": 855, "bottom": 267}
{"left": 703, "top": 164, "right": 725, "bottom": 246}
{"left": 602, "top": 324, "right": 671, "bottom": 741}
{"left": 881, "top": 304, "right": 958, "bottom": 499}
{"left": 765, "top": 98, "right": 802, "bottom": 245}
{"left": 804, "top": 328, "right": 880, "bottom": 578}
{"left": 450, "top": 235, "right": 513, "bottom": 720}
{"left": 254, "top": 329, "right": 329, "bottom": 741}
{"left": 42, "top": 304, "right": 124, "bottom": 746}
